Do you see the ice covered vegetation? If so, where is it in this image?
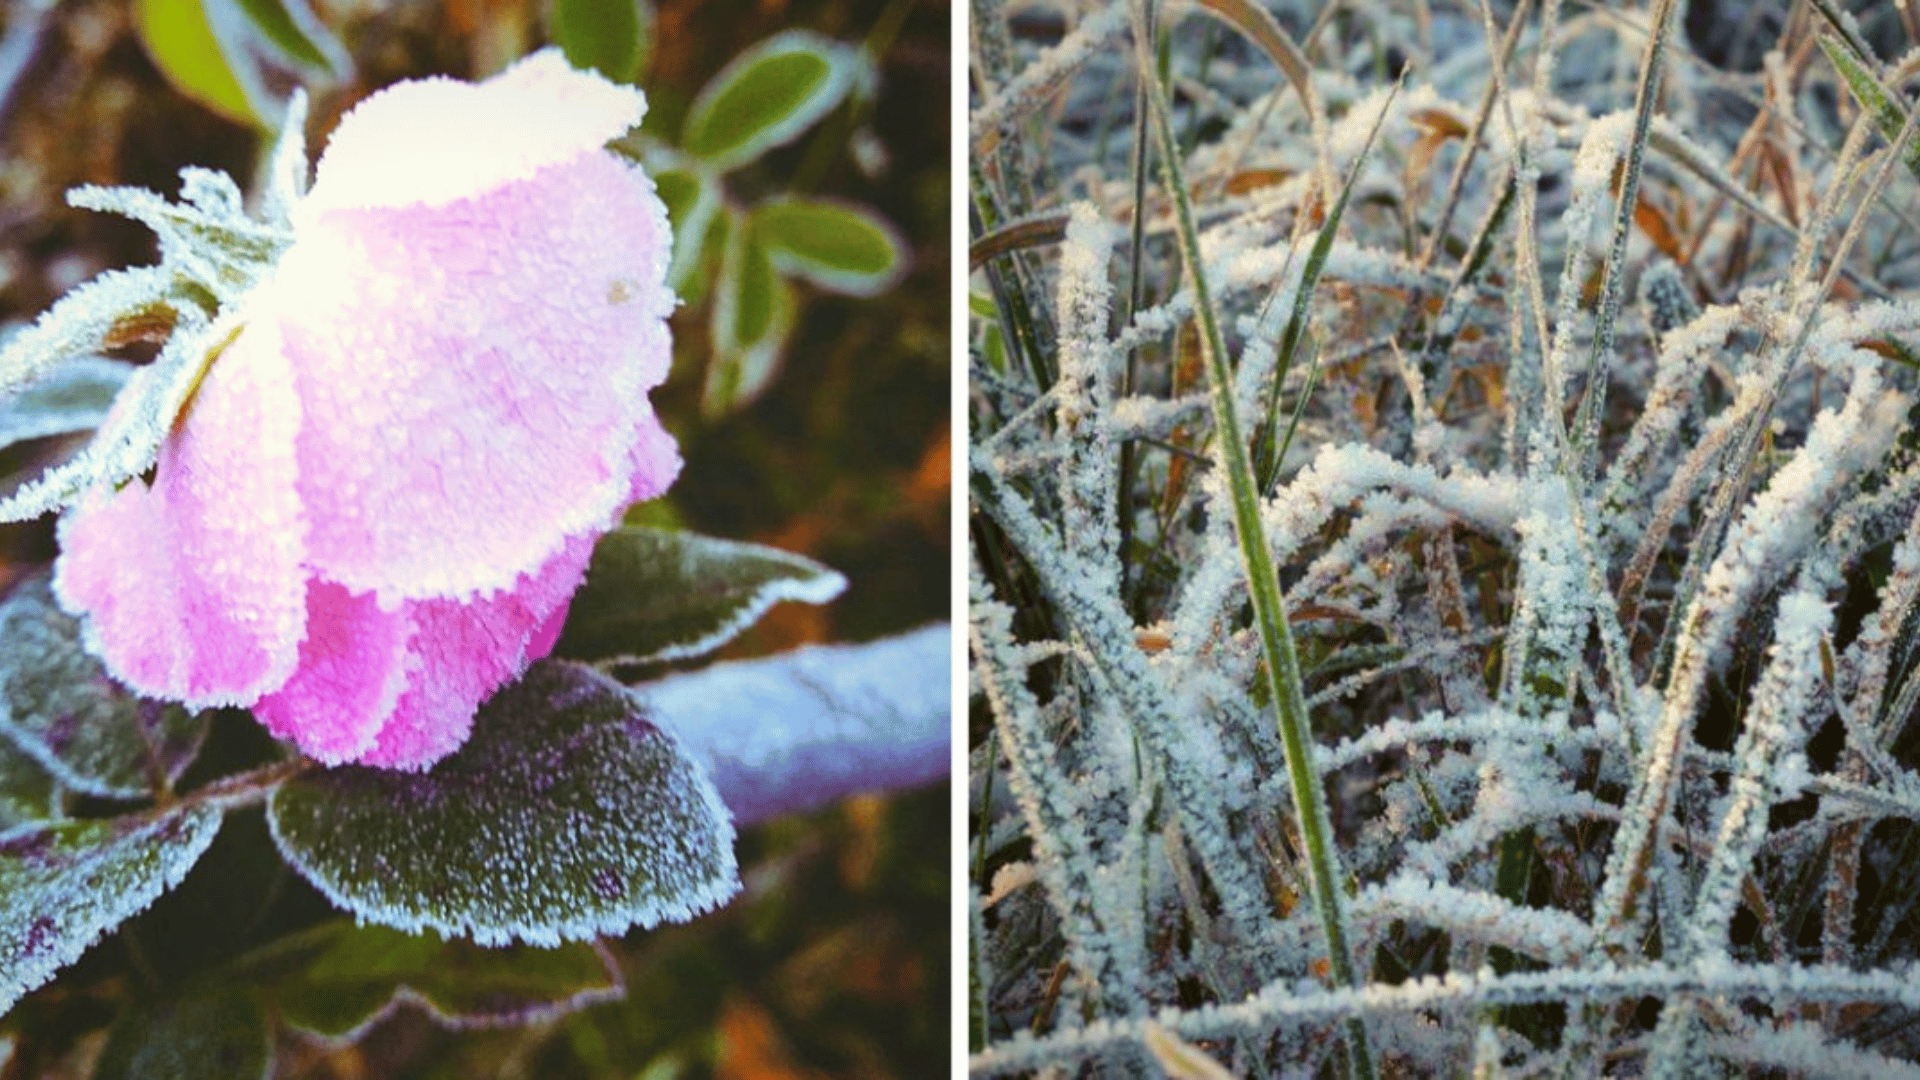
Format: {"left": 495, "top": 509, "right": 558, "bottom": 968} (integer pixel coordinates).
{"left": 970, "top": 0, "right": 1920, "bottom": 1074}
{"left": 0, "top": 47, "right": 948, "bottom": 1047}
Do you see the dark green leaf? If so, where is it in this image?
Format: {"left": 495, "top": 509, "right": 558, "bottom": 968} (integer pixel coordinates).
{"left": 714, "top": 214, "right": 778, "bottom": 352}
{"left": 675, "top": 200, "right": 729, "bottom": 309}
{"left": 555, "top": 525, "right": 845, "bottom": 665}
{"left": 754, "top": 198, "right": 906, "bottom": 296}
{"left": 705, "top": 218, "right": 793, "bottom": 417}
{"left": 94, "top": 981, "right": 271, "bottom": 1080}
{"left": 549, "top": 0, "right": 652, "bottom": 84}
{"left": 0, "top": 744, "right": 55, "bottom": 834}
{"left": 230, "top": 0, "right": 342, "bottom": 75}
{"left": 0, "top": 357, "right": 132, "bottom": 454}
{"left": 0, "top": 805, "right": 224, "bottom": 1016}
{"left": 271, "top": 922, "right": 622, "bottom": 1041}
{"left": 653, "top": 167, "right": 720, "bottom": 294}
{"left": 652, "top": 168, "right": 701, "bottom": 226}
{"left": 266, "top": 660, "right": 738, "bottom": 946}
{"left": 680, "top": 30, "right": 855, "bottom": 169}
{"left": 0, "top": 573, "right": 209, "bottom": 799}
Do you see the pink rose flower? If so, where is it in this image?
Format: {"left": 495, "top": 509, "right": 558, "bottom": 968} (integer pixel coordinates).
{"left": 51, "top": 51, "right": 679, "bottom": 770}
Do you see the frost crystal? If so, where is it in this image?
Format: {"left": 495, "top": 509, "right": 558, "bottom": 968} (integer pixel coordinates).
{"left": 38, "top": 50, "right": 678, "bottom": 770}
{"left": 970, "top": 1, "right": 1920, "bottom": 1073}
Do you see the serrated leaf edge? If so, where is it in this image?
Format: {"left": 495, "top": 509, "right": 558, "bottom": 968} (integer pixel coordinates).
{"left": 261, "top": 702, "right": 742, "bottom": 947}
{"left": 0, "top": 806, "right": 225, "bottom": 1018}
{"left": 281, "top": 938, "right": 626, "bottom": 1046}
{"left": 598, "top": 560, "right": 846, "bottom": 668}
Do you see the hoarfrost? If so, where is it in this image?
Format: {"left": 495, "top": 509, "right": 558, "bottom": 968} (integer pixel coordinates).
{"left": 970, "top": 0, "right": 1920, "bottom": 1071}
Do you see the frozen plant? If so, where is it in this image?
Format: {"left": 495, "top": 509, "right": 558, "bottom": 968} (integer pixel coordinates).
{"left": 970, "top": 0, "right": 1920, "bottom": 1075}
{"left": 0, "top": 47, "right": 946, "bottom": 1067}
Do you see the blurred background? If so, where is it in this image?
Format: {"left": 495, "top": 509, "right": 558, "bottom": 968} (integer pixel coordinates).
{"left": 0, "top": 0, "right": 949, "bottom": 1075}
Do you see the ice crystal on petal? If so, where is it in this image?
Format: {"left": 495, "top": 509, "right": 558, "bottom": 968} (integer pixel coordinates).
{"left": 299, "top": 49, "right": 646, "bottom": 216}
{"left": 46, "top": 50, "right": 678, "bottom": 770}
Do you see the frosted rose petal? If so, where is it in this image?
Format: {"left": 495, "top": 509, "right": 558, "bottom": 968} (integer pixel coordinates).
{"left": 360, "top": 535, "right": 598, "bottom": 771}
{"left": 272, "top": 149, "right": 676, "bottom": 604}
{"left": 51, "top": 322, "right": 307, "bottom": 708}
{"left": 299, "top": 49, "right": 647, "bottom": 215}
{"left": 626, "top": 397, "right": 682, "bottom": 505}
{"left": 252, "top": 582, "right": 414, "bottom": 764}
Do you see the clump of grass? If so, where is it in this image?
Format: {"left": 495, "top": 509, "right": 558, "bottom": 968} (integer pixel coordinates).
{"left": 970, "top": 0, "right": 1920, "bottom": 1074}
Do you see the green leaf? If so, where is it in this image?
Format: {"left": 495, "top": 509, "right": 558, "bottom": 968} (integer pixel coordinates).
{"left": 229, "top": 0, "right": 344, "bottom": 75}
{"left": 134, "top": 0, "right": 343, "bottom": 129}
{"left": 549, "top": 0, "right": 652, "bottom": 84}
{"left": 1819, "top": 37, "right": 1920, "bottom": 180}
{"left": 652, "top": 167, "right": 721, "bottom": 295}
{"left": 555, "top": 526, "right": 846, "bottom": 666}
{"left": 134, "top": 0, "right": 267, "bottom": 127}
{"left": 706, "top": 215, "right": 795, "bottom": 417}
{"left": 717, "top": 213, "right": 776, "bottom": 351}
{"left": 702, "top": 274, "right": 793, "bottom": 417}
{"left": 94, "top": 981, "right": 272, "bottom": 1080}
{"left": 0, "top": 744, "right": 56, "bottom": 835}
{"left": 0, "top": 573, "right": 209, "bottom": 799}
{"left": 0, "top": 302, "right": 227, "bottom": 524}
{"left": 0, "top": 805, "right": 225, "bottom": 1016}
{"left": 271, "top": 922, "right": 622, "bottom": 1041}
{"left": 680, "top": 30, "right": 856, "bottom": 169}
{"left": 753, "top": 198, "right": 907, "bottom": 296}
{"left": 0, "top": 357, "right": 133, "bottom": 454}
{"left": 266, "top": 660, "right": 738, "bottom": 946}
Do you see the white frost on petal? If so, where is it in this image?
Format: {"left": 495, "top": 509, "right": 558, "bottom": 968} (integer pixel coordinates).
{"left": 299, "top": 48, "right": 647, "bottom": 216}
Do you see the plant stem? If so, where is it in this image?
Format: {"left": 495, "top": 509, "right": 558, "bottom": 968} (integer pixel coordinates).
{"left": 1129, "top": 4, "right": 1374, "bottom": 1076}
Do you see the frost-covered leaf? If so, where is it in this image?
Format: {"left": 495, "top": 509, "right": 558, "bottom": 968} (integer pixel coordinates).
{"left": 549, "top": 0, "right": 651, "bottom": 84}
{"left": 0, "top": 357, "right": 133, "bottom": 453}
{"left": 266, "top": 660, "right": 739, "bottom": 946}
{"left": 680, "top": 30, "right": 859, "bottom": 169}
{"left": 0, "top": 804, "right": 224, "bottom": 1017}
{"left": 753, "top": 197, "right": 907, "bottom": 297}
{"left": 0, "top": 573, "right": 209, "bottom": 799}
{"left": 93, "top": 980, "right": 271, "bottom": 1080}
{"left": 0, "top": 744, "right": 55, "bottom": 835}
{"left": 555, "top": 525, "right": 846, "bottom": 666}
{"left": 642, "top": 624, "right": 950, "bottom": 826}
{"left": 271, "top": 922, "right": 623, "bottom": 1041}
{"left": 0, "top": 305, "right": 229, "bottom": 523}
{"left": 1819, "top": 37, "right": 1920, "bottom": 180}
{"left": 0, "top": 268, "right": 171, "bottom": 405}
{"left": 1143, "top": 1021, "right": 1237, "bottom": 1080}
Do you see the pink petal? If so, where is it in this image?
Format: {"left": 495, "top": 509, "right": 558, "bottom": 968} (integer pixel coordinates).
{"left": 626, "top": 397, "right": 682, "bottom": 505}
{"left": 526, "top": 602, "right": 571, "bottom": 660}
{"left": 51, "top": 320, "right": 307, "bottom": 708}
{"left": 251, "top": 581, "right": 414, "bottom": 765}
{"left": 299, "top": 50, "right": 647, "bottom": 216}
{"left": 267, "top": 147, "right": 676, "bottom": 605}
{"left": 359, "top": 534, "right": 598, "bottom": 771}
